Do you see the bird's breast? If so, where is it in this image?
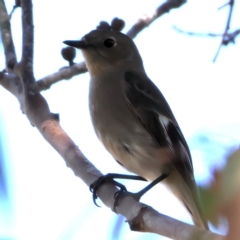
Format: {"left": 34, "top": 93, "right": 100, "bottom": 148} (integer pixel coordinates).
{"left": 88, "top": 73, "right": 173, "bottom": 180}
{"left": 89, "top": 74, "right": 145, "bottom": 144}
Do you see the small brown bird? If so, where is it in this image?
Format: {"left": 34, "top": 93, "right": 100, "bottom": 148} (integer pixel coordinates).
{"left": 64, "top": 29, "right": 208, "bottom": 229}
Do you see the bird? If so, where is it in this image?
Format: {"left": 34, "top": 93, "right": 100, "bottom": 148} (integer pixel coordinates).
{"left": 64, "top": 29, "right": 208, "bottom": 230}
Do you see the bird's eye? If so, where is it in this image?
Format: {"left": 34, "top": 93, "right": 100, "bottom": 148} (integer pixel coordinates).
{"left": 103, "top": 38, "right": 115, "bottom": 48}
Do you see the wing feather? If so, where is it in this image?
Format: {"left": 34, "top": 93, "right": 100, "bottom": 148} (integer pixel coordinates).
{"left": 124, "top": 71, "right": 194, "bottom": 185}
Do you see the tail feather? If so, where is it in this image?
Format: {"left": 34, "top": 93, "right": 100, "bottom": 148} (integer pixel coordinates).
{"left": 165, "top": 171, "right": 209, "bottom": 230}
{"left": 182, "top": 192, "right": 209, "bottom": 230}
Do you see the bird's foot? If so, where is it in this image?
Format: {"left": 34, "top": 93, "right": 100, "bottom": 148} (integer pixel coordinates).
{"left": 114, "top": 173, "right": 169, "bottom": 210}
{"left": 89, "top": 173, "right": 146, "bottom": 207}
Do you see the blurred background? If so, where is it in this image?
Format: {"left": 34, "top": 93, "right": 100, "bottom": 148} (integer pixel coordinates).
{"left": 0, "top": 0, "right": 239, "bottom": 239}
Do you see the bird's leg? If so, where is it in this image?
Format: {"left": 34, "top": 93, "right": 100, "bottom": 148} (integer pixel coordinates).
{"left": 90, "top": 173, "right": 147, "bottom": 207}
{"left": 114, "top": 173, "right": 168, "bottom": 210}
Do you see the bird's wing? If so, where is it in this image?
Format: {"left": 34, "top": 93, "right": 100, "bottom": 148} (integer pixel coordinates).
{"left": 123, "top": 71, "right": 193, "bottom": 184}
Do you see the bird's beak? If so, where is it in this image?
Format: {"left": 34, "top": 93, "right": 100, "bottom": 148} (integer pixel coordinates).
{"left": 63, "top": 38, "right": 89, "bottom": 49}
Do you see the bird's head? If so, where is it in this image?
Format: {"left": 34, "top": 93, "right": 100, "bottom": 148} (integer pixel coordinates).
{"left": 64, "top": 30, "right": 144, "bottom": 76}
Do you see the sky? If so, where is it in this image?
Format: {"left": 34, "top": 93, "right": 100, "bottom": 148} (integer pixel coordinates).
{"left": 0, "top": 0, "right": 240, "bottom": 239}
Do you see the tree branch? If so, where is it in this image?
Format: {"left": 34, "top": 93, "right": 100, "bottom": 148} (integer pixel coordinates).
{"left": 173, "top": 26, "right": 240, "bottom": 43}
{"left": 0, "top": 0, "right": 17, "bottom": 70}
{"left": 37, "top": 62, "right": 87, "bottom": 91}
{"left": 19, "top": 0, "right": 35, "bottom": 89}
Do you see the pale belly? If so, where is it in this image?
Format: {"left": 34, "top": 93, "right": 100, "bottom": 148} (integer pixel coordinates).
{"left": 92, "top": 109, "right": 173, "bottom": 181}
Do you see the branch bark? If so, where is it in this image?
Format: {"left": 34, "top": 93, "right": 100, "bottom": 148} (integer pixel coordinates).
{"left": 37, "top": 62, "right": 87, "bottom": 91}
{"left": 19, "top": 0, "right": 35, "bottom": 90}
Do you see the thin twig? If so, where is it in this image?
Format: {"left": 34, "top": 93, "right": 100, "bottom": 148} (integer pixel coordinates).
{"left": 126, "top": 0, "right": 186, "bottom": 39}
{"left": 218, "top": 1, "right": 231, "bottom": 10}
{"left": 173, "top": 26, "right": 223, "bottom": 37}
{"left": 213, "top": 0, "right": 235, "bottom": 62}
{"left": 9, "top": 1, "right": 21, "bottom": 19}
{"left": 173, "top": 26, "right": 240, "bottom": 42}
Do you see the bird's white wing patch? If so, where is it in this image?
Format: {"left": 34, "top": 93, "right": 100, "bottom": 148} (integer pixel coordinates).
{"left": 159, "top": 115, "right": 169, "bottom": 127}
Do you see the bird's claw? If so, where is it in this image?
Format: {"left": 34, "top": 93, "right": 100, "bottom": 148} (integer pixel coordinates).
{"left": 89, "top": 174, "right": 127, "bottom": 207}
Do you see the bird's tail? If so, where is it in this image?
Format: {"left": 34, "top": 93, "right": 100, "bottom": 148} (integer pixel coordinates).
{"left": 165, "top": 171, "right": 209, "bottom": 230}
{"left": 182, "top": 187, "right": 209, "bottom": 230}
